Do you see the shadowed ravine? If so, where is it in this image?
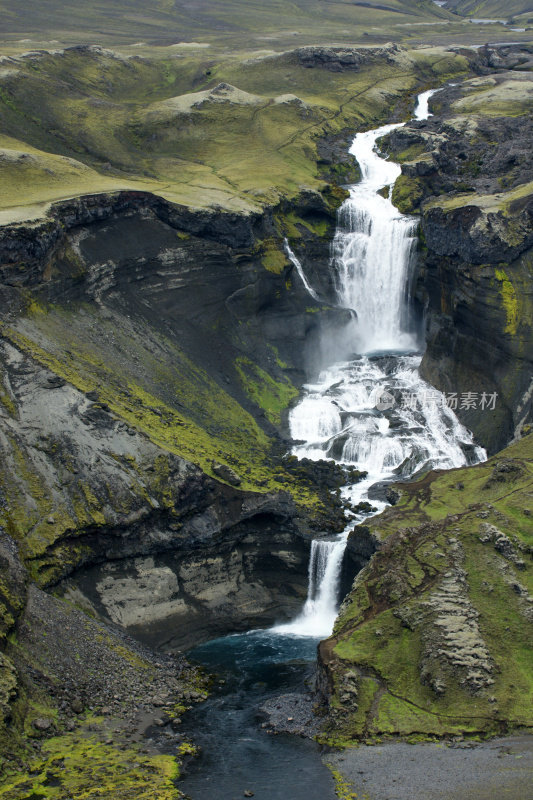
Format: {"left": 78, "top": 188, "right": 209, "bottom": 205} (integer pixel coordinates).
{"left": 178, "top": 90, "right": 485, "bottom": 799}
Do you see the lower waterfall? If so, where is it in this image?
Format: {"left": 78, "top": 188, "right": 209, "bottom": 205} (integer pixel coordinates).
{"left": 273, "top": 89, "right": 485, "bottom": 639}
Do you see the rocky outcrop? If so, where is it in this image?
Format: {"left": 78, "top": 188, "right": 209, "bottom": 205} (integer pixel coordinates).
{"left": 0, "top": 191, "right": 258, "bottom": 285}
{"left": 62, "top": 505, "right": 312, "bottom": 650}
{"left": 339, "top": 524, "right": 381, "bottom": 599}
{"left": 422, "top": 197, "right": 533, "bottom": 265}
{"left": 318, "top": 436, "right": 533, "bottom": 742}
{"left": 0, "top": 187, "right": 350, "bottom": 381}
{"left": 396, "top": 540, "right": 494, "bottom": 695}
{"left": 292, "top": 43, "right": 409, "bottom": 72}
{"left": 418, "top": 194, "right": 533, "bottom": 453}
{"left": 384, "top": 68, "right": 533, "bottom": 453}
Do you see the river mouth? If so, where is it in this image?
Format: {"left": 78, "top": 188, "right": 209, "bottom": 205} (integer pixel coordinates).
{"left": 178, "top": 630, "right": 336, "bottom": 800}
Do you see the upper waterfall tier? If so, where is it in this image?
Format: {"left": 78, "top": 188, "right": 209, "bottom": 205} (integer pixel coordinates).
{"left": 331, "top": 121, "right": 418, "bottom": 354}
{"left": 330, "top": 90, "right": 439, "bottom": 354}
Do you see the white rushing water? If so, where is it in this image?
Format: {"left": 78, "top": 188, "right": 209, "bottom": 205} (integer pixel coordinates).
{"left": 274, "top": 90, "right": 485, "bottom": 639}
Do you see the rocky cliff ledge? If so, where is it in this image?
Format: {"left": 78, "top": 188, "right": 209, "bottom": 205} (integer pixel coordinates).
{"left": 385, "top": 54, "right": 533, "bottom": 452}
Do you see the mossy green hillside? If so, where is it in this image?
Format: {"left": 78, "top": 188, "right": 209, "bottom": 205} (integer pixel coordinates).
{"left": 321, "top": 435, "right": 533, "bottom": 743}
{"left": 0, "top": 46, "right": 473, "bottom": 221}
{"left": 5, "top": 307, "right": 267, "bottom": 483}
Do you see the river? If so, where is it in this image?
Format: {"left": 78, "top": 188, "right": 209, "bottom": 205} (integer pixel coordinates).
{"left": 178, "top": 89, "right": 485, "bottom": 800}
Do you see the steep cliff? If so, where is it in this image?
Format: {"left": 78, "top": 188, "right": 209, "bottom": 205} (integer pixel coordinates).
{"left": 0, "top": 181, "right": 363, "bottom": 788}
{"left": 386, "top": 54, "right": 533, "bottom": 452}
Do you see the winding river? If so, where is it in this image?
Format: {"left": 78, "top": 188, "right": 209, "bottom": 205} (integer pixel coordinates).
{"left": 178, "top": 89, "right": 485, "bottom": 799}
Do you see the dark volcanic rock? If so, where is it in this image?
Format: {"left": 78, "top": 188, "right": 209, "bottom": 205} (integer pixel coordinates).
{"left": 292, "top": 43, "right": 406, "bottom": 72}
{"left": 211, "top": 461, "right": 242, "bottom": 486}
{"left": 258, "top": 691, "right": 321, "bottom": 737}
{"left": 383, "top": 66, "right": 533, "bottom": 452}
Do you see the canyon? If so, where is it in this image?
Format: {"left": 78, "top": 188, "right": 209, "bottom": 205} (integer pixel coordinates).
{"left": 0, "top": 32, "right": 531, "bottom": 800}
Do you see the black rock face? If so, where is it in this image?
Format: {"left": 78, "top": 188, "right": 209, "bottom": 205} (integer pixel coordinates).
{"left": 382, "top": 64, "right": 533, "bottom": 454}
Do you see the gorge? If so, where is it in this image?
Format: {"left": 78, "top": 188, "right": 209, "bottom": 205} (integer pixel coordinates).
{"left": 179, "top": 89, "right": 487, "bottom": 798}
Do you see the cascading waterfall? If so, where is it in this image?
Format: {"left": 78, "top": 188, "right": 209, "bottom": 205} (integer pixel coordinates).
{"left": 274, "top": 90, "right": 485, "bottom": 639}
{"left": 330, "top": 120, "right": 418, "bottom": 353}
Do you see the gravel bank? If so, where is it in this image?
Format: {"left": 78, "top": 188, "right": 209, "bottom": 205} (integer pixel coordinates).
{"left": 326, "top": 735, "right": 533, "bottom": 800}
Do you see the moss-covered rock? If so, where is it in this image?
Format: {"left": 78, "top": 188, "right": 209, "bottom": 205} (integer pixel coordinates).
{"left": 318, "top": 436, "right": 533, "bottom": 743}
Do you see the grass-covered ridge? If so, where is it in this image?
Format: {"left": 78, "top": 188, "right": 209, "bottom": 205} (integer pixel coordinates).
{"left": 321, "top": 435, "right": 533, "bottom": 743}
{"left": 0, "top": 45, "right": 472, "bottom": 222}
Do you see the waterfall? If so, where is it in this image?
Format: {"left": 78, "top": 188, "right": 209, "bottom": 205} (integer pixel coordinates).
{"left": 284, "top": 239, "right": 321, "bottom": 301}
{"left": 330, "top": 121, "right": 418, "bottom": 353}
{"left": 274, "top": 535, "right": 348, "bottom": 637}
{"left": 273, "top": 89, "right": 486, "bottom": 639}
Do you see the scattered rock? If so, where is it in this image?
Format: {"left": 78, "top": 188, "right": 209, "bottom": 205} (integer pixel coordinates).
{"left": 211, "top": 461, "right": 242, "bottom": 486}
{"left": 385, "top": 486, "right": 402, "bottom": 505}
{"left": 70, "top": 698, "right": 84, "bottom": 714}
{"left": 32, "top": 718, "right": 53, "bottom": 731}
{"left": 44, "top": 375, "right": 66, "bottom": 389}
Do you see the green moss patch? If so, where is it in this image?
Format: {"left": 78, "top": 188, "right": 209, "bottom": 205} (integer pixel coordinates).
{"left": 0, "top": 730, "right": 182, "bottom": 799}
{"left": 391, "top": 174, "right": 425, "bottom": 214}
{"left": 494, "top": 268, "right": 519, "bottom": 335}
{"left": 235, "top": 356, "right": 298, "bottom": 425}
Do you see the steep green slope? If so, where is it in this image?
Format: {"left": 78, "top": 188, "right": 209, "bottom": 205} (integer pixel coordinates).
{"left": 320, "top": 435, "right": 533, "bottom": 742}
